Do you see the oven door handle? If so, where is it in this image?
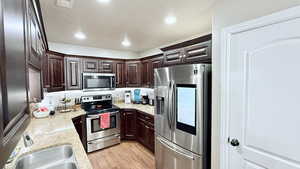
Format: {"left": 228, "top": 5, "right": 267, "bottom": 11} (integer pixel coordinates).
{"left": 87, "top": 115, "right": 100, "bottom": 118}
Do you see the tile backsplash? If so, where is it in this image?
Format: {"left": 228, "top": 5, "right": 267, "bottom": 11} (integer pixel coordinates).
{"left": 41, "top": 88, "right": 154, "bottom": 109}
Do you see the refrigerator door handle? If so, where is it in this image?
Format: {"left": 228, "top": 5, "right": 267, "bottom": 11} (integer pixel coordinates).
{"left": 171, "top": 80, "right": 176, "bottom": 129}
{"left": 157, "top": 137, "right": 195, "bottom": 160}
{"left": 167, "top": 81, "right": 172, "bottom": 129}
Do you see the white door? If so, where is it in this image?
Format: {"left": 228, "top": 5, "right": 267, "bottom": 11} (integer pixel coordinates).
{"left": 221, "top": 6, "right": 300, "bottom": 169}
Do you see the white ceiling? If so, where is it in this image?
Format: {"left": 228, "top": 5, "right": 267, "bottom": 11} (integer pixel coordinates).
{"left": 40, "top": 0, "right": 214, "bottom": 52}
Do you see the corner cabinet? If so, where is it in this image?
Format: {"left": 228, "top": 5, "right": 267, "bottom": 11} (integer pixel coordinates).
{"left": 120, "top": 109, "right": 155, "bottom": 153}
{"left": 47, "top": 53, "right": 65, "bottom": 92}
{"left": 65, "top": 57, "right": 82, "bottom": 90}
{"left": 125, "top": 61, "right": 141, "bottom": 87}
{"left": 121, "top": 109, "right": 137, "bottom": 140}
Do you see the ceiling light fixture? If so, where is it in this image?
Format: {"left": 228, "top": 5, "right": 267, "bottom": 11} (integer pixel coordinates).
{"left": 74, "top": 32, "right": 86, "bottom": 40}
{"left": 165, "top": 15, "right": 177, "bottom": 25}
{"left": 122, "top": 38, "right": 131, "bottom": 47}
{"left": 97, "top": 0, "right": 111, "bottom": 4}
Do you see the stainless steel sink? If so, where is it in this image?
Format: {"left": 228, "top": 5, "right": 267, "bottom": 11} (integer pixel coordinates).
{"left": 15, "top": 144, "right": 79, "bottom": 169}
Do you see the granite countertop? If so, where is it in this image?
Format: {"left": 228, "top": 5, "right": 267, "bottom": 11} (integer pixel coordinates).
{"left": 114, "top": 103, "right": 155, "bottom": 116}
{"left": 4, "top": 110, "right": 93, "bottom": 169}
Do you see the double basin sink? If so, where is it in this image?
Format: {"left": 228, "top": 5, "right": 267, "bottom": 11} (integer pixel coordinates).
{"left": 15, "top": 144, "right": 78, "bottom": 169}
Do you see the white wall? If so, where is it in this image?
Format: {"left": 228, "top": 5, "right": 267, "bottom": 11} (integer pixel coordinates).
{"left": 139, "top": 31, "right": 211, "bottom": 58}
{"left": 49, "top": 42, "right": 139, "bottom": 59}
{"left": 211, "top": 1, "right": 300, "bottom": 169}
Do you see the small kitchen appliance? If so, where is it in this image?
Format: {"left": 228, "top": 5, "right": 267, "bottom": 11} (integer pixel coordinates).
{"left": 82, "top": 73, "right": 116, "bottom": 91}
{"left": 133, "top": 89, "right": 141, "bottom": 104}
{"left": 124, "top": 90, "right": 131, "bottom": 104}
{"left": 81, "top": 94, "right": 120, "bottom": 153}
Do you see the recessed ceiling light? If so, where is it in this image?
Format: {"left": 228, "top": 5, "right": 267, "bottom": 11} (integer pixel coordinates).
{"left": 122, "top": 38, "right": 131, "bottom": 47}
{"left": 97, "top": 0, "right": 111, "bottom": 4}
{"left": 165, "top": 15, "right": 177, "bottom": 25}
{"left": 74, "top": 32, "right": 86, "bottom": 40}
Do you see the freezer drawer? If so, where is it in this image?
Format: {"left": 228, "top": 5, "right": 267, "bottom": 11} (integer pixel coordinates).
{"left": 155, "top": 135, "right": 203, "bottom": 169}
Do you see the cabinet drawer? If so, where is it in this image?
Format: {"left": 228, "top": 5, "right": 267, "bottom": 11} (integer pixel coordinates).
{"left": 137, "top": 111, "right": 154, "bottom": 125}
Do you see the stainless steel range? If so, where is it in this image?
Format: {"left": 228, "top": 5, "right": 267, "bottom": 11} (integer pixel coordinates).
{"left": 81, "top": 94, "right": 120, "bottom": 153}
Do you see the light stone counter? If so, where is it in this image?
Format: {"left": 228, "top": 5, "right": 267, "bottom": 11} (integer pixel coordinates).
{"left": 4, "top": 110, "right": 93, "bottom": 169}
{"left": 114, "top": 103, "right": 155, "bottom": 116}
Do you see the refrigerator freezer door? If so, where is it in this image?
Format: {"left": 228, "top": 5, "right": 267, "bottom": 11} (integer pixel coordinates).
{"left": 155, "top": 135, "right": 203, "bottom": 169}
{"left": 154, "top": 67, "right": 173, "bottom": 141}
{"left": 170, "top": 64, "right": 210, "bottom": 155}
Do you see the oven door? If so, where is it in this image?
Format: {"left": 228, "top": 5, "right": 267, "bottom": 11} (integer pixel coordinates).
{"left": 82, "top": 73, "right": 115, "bottom": 91}
{"left": 86, "top": 112, "right": 120, "bottom": 141}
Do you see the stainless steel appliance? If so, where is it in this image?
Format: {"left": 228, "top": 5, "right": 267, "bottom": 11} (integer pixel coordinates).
{"left": 81, "top": 94, "right": 120, "bottom": 153}
{"left": 154, "top": 64, "right": 211, "bottom": 169}
{"left": 82, "top": 73, "right": 116, "bottom": 91}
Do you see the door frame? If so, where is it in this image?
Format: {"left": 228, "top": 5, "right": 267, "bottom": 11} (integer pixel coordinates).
{"left": 219, "top": 6, "right": 300, "bottom": 169}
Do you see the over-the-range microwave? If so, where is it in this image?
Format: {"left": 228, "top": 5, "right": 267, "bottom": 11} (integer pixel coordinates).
{"left": 82, "top": 73, "right": 116, "bottom": 91}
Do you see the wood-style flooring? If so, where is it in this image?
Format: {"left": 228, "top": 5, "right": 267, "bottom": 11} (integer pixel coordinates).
{"left": 88, "top": 141, "right": 155, "bottom": 169}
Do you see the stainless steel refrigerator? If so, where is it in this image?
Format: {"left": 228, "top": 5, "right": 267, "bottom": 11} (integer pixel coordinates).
{"left": 154, "top": 64, "right": 211, "bottom": 169}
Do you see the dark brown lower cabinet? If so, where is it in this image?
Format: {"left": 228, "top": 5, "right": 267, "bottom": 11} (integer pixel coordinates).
{"left": 72, "top": 115, "right": 87, "bottom": 152}
{"left": 121, "top": 109, "right": 137, "bottom": 140}
{"left": 121, "top": 109, "right": 154, "bottom": 153}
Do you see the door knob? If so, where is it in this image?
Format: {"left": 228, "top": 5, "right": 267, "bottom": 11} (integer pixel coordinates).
{"left": 230, "top": 138, "right": 240, "bottom": 147}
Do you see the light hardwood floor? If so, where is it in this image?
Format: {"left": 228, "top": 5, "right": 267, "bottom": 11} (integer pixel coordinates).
{"left": 88, "top": 141, "right": 155, "bottom": 169}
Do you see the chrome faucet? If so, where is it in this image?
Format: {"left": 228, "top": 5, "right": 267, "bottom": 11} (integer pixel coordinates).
{"left": 23, "top": 133, "right": 34, "bottom": 147}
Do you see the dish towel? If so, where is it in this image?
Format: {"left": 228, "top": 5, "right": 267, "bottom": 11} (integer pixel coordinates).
{"left": 100, "top": 113, "right": 110, "bottom": 129}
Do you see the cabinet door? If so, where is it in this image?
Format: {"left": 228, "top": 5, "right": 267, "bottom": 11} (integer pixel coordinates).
{"left": 141, "top": 60, "right": 151, "bottom": 87}
{"left": 115, "top": 62, "right": 125, "bottom": 88}
{"left": 137, "top": 119, "right": 147, "bottom": 145}
{"left": 147, "top": 125, "right": 155, "bottom": 153}
{"left": 99, "top": 60, "right": 114, "bottom": 73}
{"left": 48, "top": 54, "right": 65, "bottom": 92}
{"left": 163, "top": 49, "right": 183, "bottom": 66}
{"left": 121, "top": 110, "right": 136, "bottom": 140}
{"left": 126, "top": 61, "right": 141, "bottom": 87}
{"left": 150, "top": 58, "right": 163, "bottom": 87}
{"left": 183, "top": 40, "right": 211, "bottom": 63}
{"left": 82, "top": 59, "right": 98, "bottom": 72}
{"left": 27, "top": 6, "right": 41, "bottom": 69}
{"left": 72, "top": 115, "right": 87, "bottom": 152}
{"left": 65, "top": 57, "right": 81, "bottom": 90}
{"left": 42, "top": 53, "right": 49, "bottom": 88}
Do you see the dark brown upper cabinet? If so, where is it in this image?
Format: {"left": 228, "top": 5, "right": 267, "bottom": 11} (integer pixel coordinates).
{"left": 163, "top": 49, "right": 183, "bottom": 66}
{"left": 141, "top": 60, "right": 151, "bottom": 87}
{"left": 99, "top": 60, "right": 114, "bottom": 73}
{"left": 42, "top": 53, "right": 50, "bottom": 88}
{"left": 162, "top": 34, "right": 212, "bottom": 65}
{"left": 114, "top": 61, "right": 125, "bottom": 88}
{"left": 183, "top": 40, "right": 212, "bottom": 63}
{"left": 150, "top": 57, "right": 163, "bottom": 87}
{"left": 125, "top": 61, "right": 141, "bottom": 87}
{"left": 65, "top": 57, "right": 82, "bottom": 90}
{"left": 82, "top": 58, "right": 99, "bottom": 72}
{"left": 48, "top": 53, "right": 65, "bottom": 92}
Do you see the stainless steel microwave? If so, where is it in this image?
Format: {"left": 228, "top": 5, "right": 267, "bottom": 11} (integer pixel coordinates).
{"left": 82, "top": 73, "right": 116, "bottom": 91}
